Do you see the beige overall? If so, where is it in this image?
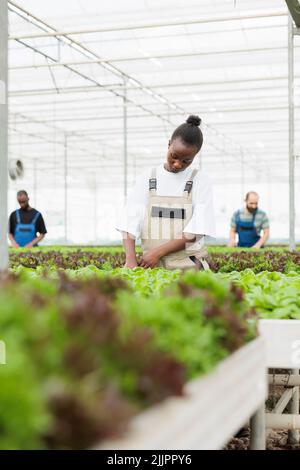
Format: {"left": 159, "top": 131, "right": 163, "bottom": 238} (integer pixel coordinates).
{"left": 141, "top": 168, "right": 209, "bottom": 270}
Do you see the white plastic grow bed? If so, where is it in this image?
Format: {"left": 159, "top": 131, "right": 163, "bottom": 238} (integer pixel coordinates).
{"left": 258, "top": 319, "right": 300, "bottom": 368}
{"left": 258, "top": 319, "right": 300, "bottom": 440}
{"left": 99, "top": 337, "right": 267, "bottom": 450}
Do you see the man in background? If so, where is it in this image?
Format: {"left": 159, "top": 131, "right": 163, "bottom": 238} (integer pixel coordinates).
{"left": 9, "top": 190, "right": 47, "bottom": 248}
{"left": 228, "top": 191, "right": 269, "bottom": 248}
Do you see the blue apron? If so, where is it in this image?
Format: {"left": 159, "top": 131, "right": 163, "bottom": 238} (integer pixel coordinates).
{"left": 14, "top": 210, "right": 40, "bottom": 247}
{"left": 235, "top": 210, "right": 260, "bottom": 248}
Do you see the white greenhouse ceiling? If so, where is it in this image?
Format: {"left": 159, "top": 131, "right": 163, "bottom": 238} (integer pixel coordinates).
{"left": 6, "top": 0, "right": 300, "bottom": 242}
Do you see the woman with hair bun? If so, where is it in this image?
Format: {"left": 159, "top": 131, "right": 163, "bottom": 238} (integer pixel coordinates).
{"left": 116, "top": 115, "right": 216, "bottom": 270}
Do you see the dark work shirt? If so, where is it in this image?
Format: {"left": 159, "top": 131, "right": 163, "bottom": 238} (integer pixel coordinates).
{"left": 9, "top": 208, "right": 47, "bottom": 237}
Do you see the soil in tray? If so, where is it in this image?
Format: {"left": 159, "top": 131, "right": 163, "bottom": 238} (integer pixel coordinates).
{"left": 225, "top": 428, "right": 300, "bottom": 450}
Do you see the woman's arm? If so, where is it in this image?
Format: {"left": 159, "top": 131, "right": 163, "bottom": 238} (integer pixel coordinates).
{"left": 117, "top": 169, "right": 149, "bottom": 268}
{"left": 122, "top": 232, "right": 138, "bottom": 268}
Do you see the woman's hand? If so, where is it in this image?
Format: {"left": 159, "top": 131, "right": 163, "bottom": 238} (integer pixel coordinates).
{"left": 139, "top": 249, "right": 161, "bottom": 269}
{"left": 124, "top": 257, "right": 138, "bottom": 269}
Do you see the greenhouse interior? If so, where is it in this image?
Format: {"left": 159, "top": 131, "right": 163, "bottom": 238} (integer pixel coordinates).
{"left": 0, "top": 0, "right": 300, "bottom": 454}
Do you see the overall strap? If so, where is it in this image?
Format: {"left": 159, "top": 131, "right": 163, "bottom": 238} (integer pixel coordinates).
{"left": 149, "top": 168, "right": 157, "bottom": 194}
{"left": 184, "top": 169, "right": 198, "bottom": 197}
{"left": 32, "top": 211, "right": 40, "bottom": 225}
{"left": 16, "top": 210, "right": 21, "bottom": 224}
{"left": 235, "top": 210, "right": 241, "bottom": 224}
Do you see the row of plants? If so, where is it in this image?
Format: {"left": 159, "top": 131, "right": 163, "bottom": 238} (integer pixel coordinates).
{"left": 12, "top": 263, "right": 300, "bottom": 318}
{"left": 3, "top": 247, "right": 299, "bottom": 450}
{"left": 100, "top": 268, "right": 300, "bottom": 319}
{"left": 0, "top": 269, "right": 254, "bottom": 450}
{"left": 9, "top": 248, "right": 300, "bottom": 273}
{"left": 9, "top": 249, "right": 125, "bottom": 271}
{"left": 220, "top": 270, "right": 300, "bottom": 319}
{"left": 208, "top": 250, "right": 300, "bottom": 273}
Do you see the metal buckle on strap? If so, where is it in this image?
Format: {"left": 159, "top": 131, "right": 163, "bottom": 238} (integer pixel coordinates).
{"left": 151, "top": 206, "right": 186, "bottom": 219}
{"left": 149, "top": 178, "right": 157, "bottom": 191}
{"left": 184, "top": 181, "right": 193, "bottom": 194}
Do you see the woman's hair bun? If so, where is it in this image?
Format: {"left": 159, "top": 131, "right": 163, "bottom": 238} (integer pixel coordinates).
{"left": 186, "top": 115, "right": 201, "bottom": 127}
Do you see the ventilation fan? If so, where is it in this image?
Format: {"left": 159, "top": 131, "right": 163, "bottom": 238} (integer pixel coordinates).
{"left": 8, "top": 160, "right": 24, "bottom": 180}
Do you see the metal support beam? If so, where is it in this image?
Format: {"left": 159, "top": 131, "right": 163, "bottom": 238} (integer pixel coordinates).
{"left": 123, "top": 78, "right": 128, "bottom": 199}
{"left": 33, "top": 159, "right": 37, "bottom": 206}
{"left": 268, "top": 374, "right": 300, "bottom": 386}
{"left": 0, "top": 0, "right": 8, "bottom": 271}
{"left": 286, "top": 1, "right": 300, "bottom": 27}
{"left": 64, "top": 134, "right": 68, "bottom": 243}
{"left": 266, "top": 413, "right": 300, "bottom": 429}
{"left": 240, "top": 150, "right": 245, "bottom": 201}
{"left": 8, "top": 9, "right": 287, "bottom": 40}
{"left": 272, "top": 388, "right": 294, "bottom": 414}
{"left": 288, "top": 369, "right": 299, "bottom": 444}
{"left": 250, "top": 404, "right": 266, "bottom": 450}
{"left": 94, "top": 175, "right": 97, "bottom": 244}
{"left": 9, "top": 76, "right": 297, "bottom": 97}
{"left": 8, "top": 45, "right": 293, "bottom": 69}
{"left": 288, "top": 14, "right": 296, "bottom": 251}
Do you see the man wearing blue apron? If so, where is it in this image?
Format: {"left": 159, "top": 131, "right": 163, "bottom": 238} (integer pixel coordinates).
{"left": 9, "top": 190, "right": 47, "bottom": 248}
{"left": 228, "top": 192, "right": 270, "bottom": 248}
